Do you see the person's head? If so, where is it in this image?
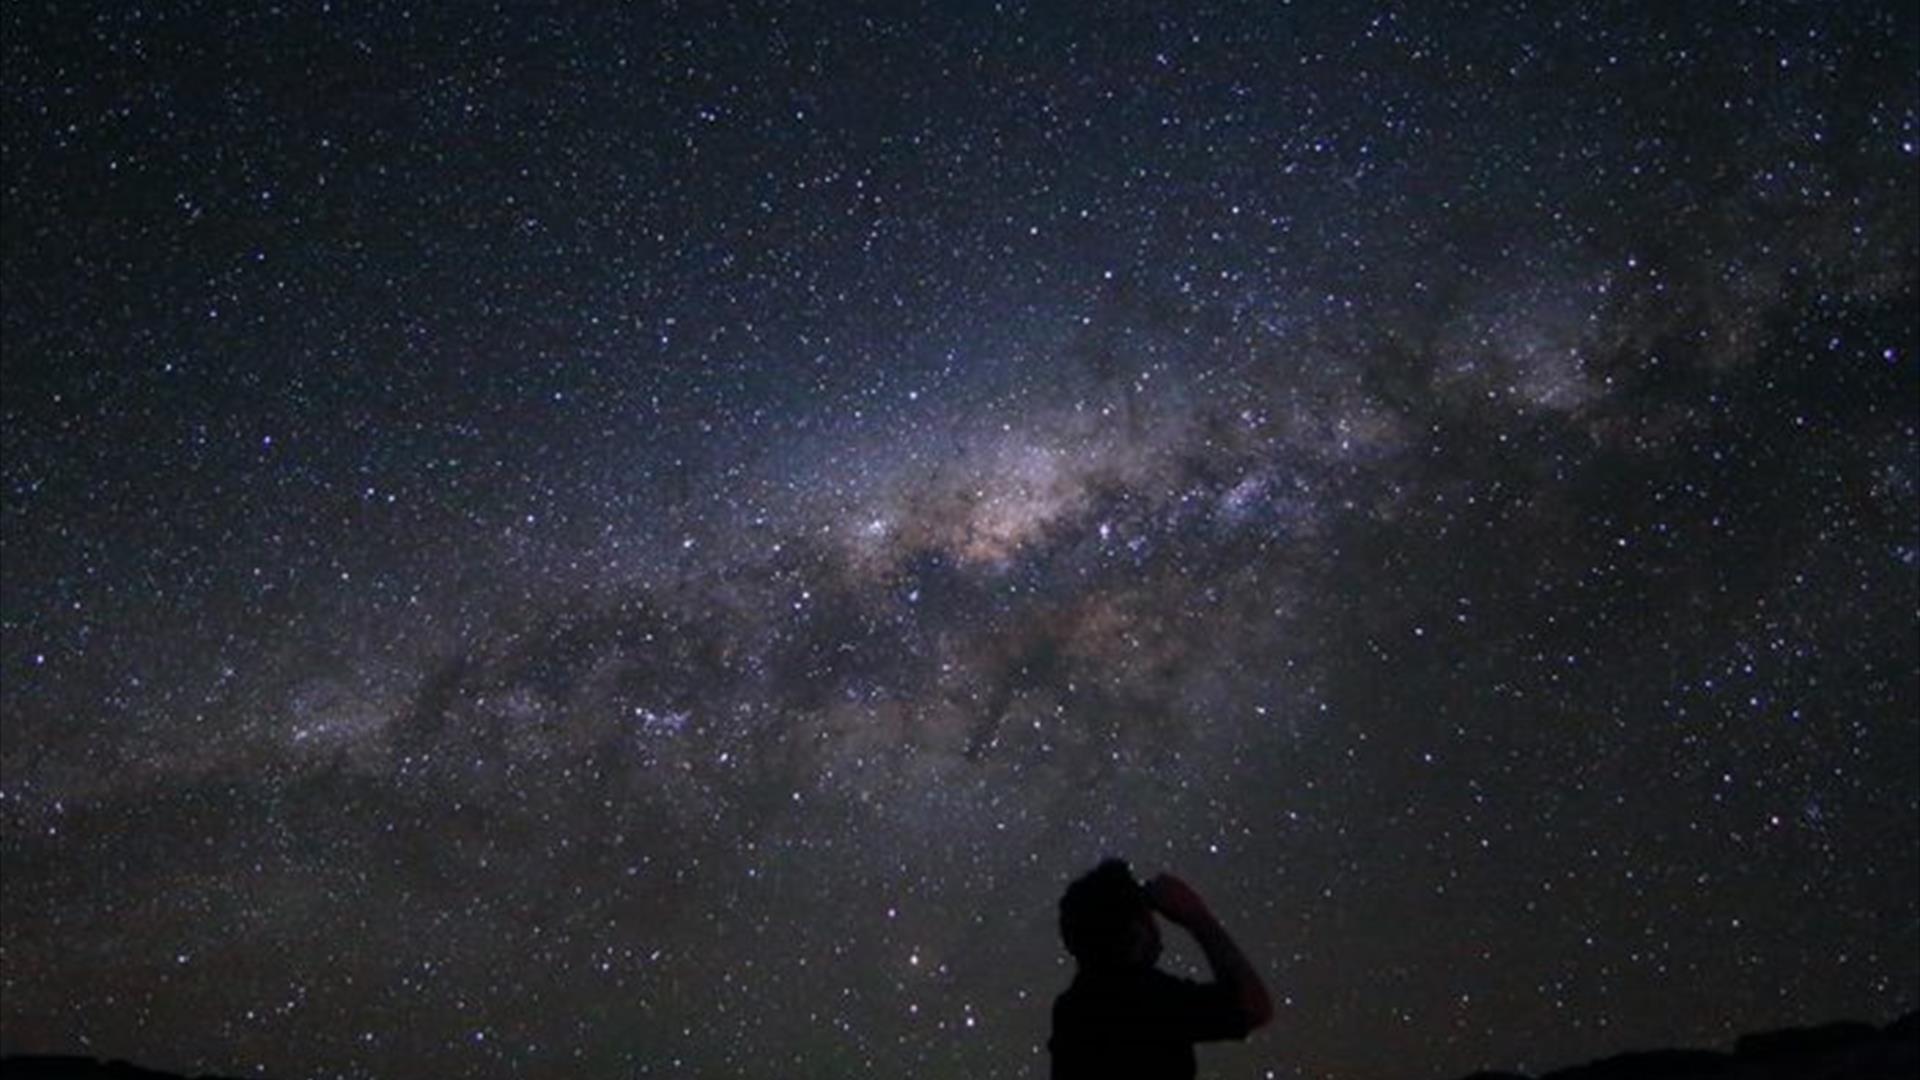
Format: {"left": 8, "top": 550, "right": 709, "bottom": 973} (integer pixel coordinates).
{"left": 1059, "top": 858, "right": 1161, "bottom": 971}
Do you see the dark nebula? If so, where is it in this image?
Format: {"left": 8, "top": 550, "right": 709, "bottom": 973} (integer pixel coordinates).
{"left": 2, "top": 3, "right": 1916, "bottom": 1078}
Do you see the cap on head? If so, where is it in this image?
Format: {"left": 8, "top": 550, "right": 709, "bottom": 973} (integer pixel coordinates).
{"left": 1059, "top": 857, "right": 1157, "bottom": 969}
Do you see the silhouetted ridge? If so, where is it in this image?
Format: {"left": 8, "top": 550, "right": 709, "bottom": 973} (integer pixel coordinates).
{"left": 1539, "top": 1048, "right": 1733, "bottom": 1080}
{"left": 2, "top": 1011, "right": 1913, "bottom": 1079}
{"left": 1445, "top": 1010, "right": 1919, "bottom": 1080}
{"left": 0, "top": 1058, "right": 251, "bottom": 1080}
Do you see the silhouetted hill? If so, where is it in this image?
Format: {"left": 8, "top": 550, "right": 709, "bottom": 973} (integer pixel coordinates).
{"left": 1452, "top": 1011, "right": 1918, "bottom": 1080}
{"left": 4, "top": 1012, "right": 1915, "bottom": 1078}
{"left": 0, "top": 1059, "right": 250, "bottom": 1080}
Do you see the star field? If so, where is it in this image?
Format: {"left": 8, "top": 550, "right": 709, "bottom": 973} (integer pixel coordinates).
{"left": 2, "top": 3, "right": 1916, "bottom": 1078}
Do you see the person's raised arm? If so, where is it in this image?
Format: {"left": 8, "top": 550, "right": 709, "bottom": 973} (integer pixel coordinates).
{"left": 1144, "top": 873, "right": 1274, "bottom": 1032}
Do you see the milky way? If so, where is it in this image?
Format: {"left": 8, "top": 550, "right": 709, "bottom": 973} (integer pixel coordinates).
{"left": 3, "top": 4, "right": 1917, "bottom": 1078}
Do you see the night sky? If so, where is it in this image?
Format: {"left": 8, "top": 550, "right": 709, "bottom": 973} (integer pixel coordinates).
{"left": 2, "top": 3, "right": 1917, "bottom": 1078}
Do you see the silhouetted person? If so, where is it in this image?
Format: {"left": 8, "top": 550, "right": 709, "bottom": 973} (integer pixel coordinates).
{"left": 1050, "top": 858, "right": 1273, "bottom": 1080}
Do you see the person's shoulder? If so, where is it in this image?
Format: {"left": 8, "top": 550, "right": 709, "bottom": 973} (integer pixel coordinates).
{"left": 1137, "top": 967, "right": 1237, "bottom": 1012}
{"left": 1141, "top": 966, "right": 1256, "bottom": 1040}
{"left": 1052, "top": 975, "right": 1104, "bottom": 1033}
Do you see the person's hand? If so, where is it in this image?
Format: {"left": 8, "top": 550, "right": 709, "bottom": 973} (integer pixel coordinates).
{"left": 1143, "top": 873, "right": 1215, "bottom": 928}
